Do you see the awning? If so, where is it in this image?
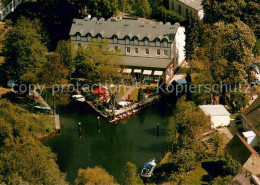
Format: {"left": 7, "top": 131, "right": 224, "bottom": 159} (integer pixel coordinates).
{"left": 143, "top": 70, "right": 152, "bottom": 75}
{"left": 134, "top": 69, "right": 142, "bottom": 73}
{"left": 154, "top": 71, "right": 163, "bottom": 76}
{"left": 123, "top": 68, "right": 132, "bottom": 74}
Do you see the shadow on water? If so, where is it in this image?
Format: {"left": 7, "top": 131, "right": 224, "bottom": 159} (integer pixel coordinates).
{"left": 43, "top": 95, "right": 174, "bottom": 183}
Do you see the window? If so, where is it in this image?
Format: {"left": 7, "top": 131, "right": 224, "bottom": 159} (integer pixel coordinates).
{"left": 186, "top": 8, "right": 189, "bottom": 18}
{"left": 126, "top": 47, "right": 130, "bottom": 53}
{"left": 87, "top": 33, "right": 92, "bottom": 42}
{"left": 171, "top": 1, "right": 174, "bottom": 10}
{"left": 157, "top": 49, "right": 160, "bottom": 56}
{"left": 97, "top": 34, "right": 102, "bottom": 41}
{"left": 155, "top": 39, "right": 160, "bottom": 47}
{"left": 135, "top": 48, "right": 138, "bottom": 54}
{"left": 164, "top": 50, "right": 168, "bottom": 56}
{"left": 113, "top": 35, "right": 118, "bottom": 44}
{"left": 76, "top": 33, "right": 81, "bottom": 41}
{"left": 115, "top": 46, "right": 118, "bottom": 50}
{"left": 163, "top": 40, "right": 168, "bottom": 48}
{"left": 126, "top": 37, "right": 130, "bottom": 45}
{"left": 144, "top": 38, "right": 149, "bottom": 46}
{"left": 179, "top": 5, "right": 181, "bottom": 15}
{"left": 145, "top": 49, "right": 149, "bottom": 55}
{"left": 134, "top": 37, "right": 139, "bottom": 45}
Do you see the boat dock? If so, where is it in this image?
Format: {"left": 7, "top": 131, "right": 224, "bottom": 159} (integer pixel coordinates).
{"left": 34, "top": 91, "right": 61, "bottom": 132}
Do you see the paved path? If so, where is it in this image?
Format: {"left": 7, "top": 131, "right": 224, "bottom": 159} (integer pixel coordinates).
{"left": 122, "top": 86, "right": 136, "bottom": 100}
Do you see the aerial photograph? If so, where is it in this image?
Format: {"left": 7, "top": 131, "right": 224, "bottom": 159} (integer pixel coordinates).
{"left": 0, "top": 0, "right": 259, "bottom": 184}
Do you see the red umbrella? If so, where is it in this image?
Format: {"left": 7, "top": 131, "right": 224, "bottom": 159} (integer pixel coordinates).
{"left": 103, "top": 93, "right": 106, "bottom": 101}
{"left": 93, "top": 87, "right": 107, "bottom": 95}
{"left": 147, "top": 86, "right": 150, "bottom": 95}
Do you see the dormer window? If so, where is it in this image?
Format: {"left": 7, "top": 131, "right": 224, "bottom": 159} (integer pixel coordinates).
{"left": 126, "top": 36, "right": 130, "bottom": 45}
{"left": 113, "top": 35, "right": 118, "bottom": 44}
{"left": 163, "top": 40, "right": 168, "bottom": 48}
{"left": 144, "top": 38, "right": 149, "bottom": 46}
{"left": 76, "top": 33, "right": 81, "bottom": 41}
{"left": 134, "top": 37, "right": 139, "bottom": 46}
{"left": 87, "top": 33, "right": 92, "bottom": 42}
{"left": 97, "top": 34, "right": 102, "bottom": 41}
{"left": 155, "top": 39, "right": 160, "bottom": 47}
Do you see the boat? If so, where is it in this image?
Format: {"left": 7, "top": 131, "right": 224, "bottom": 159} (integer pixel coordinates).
{"left": 141, "top": 159, "right": 156, "bottom": 178}
{"left": 72, "top": 95, "right": 85, "bottom": 102}
{"left": 109, "top": 108, "right": 141, "bottom": 123}
{"left": 34, "top": 106, "right": 51, "bottom": 110}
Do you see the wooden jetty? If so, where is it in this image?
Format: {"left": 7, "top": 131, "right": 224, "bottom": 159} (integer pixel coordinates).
{"left": 55, "top": 114, "right": 61, "bottom": 133}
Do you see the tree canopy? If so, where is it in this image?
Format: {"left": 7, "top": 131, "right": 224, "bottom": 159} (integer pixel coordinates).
{"left": 122, "top": 162, "right": 142, "bottom": 185}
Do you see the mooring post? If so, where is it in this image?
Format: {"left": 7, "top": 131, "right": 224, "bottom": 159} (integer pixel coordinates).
{"left": 97, "top": 116, "right": 100, "bottom": 132}
{"left": 157, "top": 122, "right": 159, "bottom": 137}
{"left": 78, "top": 122, "right": 82, "bottom": 137}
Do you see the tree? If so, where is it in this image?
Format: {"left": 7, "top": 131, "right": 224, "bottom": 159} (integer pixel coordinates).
{"left": 75, "top": 167, "right": 118, "bottom": 185}
{"left": 55, "top": 40, "right": 75, "bottom": 76}
{"left": 185, "top": 10, "right": 199, "bottom": 62}
{"left": 222, "top": 155, "right": 241, "bottom": 176}
{"left": 74, "top": 40, "right": 122, "bottom": 83}
{"left": 135, "top": 0, "right": 151, "bottom": 18}
{"left": 138, "top": 88, "right": 145, "bottom": 102}
{"left": 228, "top": 91, "right": 249, "bottom": 112}
{"left": 172, "top": 149, "right": 197, "bottom": 173}
{"left": 122, "top": 162, "right": 142, "bottom": 185}
{"left": 38, "top": 52, "right": 69, "bottom": 85}
{"left": 209, "top": 176, "right": 233, "bottom": 185}
{"left": 1, "top": 17, "right": 47, "bottom": 84}
{"left": 209, "top": 132, "right": 224, "bottom": 156}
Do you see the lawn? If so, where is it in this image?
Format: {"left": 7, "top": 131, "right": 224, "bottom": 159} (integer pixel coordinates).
{"left": 0, "top": 87, "right": 11, "bottom": 97}
{"left": 130, "top": 88, "right": 139, "bottom": 101}
{"left": 186, "top": 163, "right": 209, "bottom": 185}
{"left": 110, "top": 86, "right": 129, "bottom": 98}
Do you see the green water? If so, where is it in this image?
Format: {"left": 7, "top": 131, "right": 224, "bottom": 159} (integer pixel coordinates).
{"left": 44, "top": 102, "right": 173, "bottom": 183}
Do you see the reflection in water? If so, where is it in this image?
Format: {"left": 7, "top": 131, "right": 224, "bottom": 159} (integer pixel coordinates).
{"left": 44, "top": 101, "right": 173, "bottom": 183}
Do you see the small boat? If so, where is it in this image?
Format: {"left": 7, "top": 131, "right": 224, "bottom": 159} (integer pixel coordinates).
{"left": 35, "top": 106, "right": 51, "bottom": 110}
{"left": 72, "top": 95, "right": 85, "bottom": 102}
{"left": 141, "top": 159, "right": 156, "bottom": 178}
{"left": 109, "top": 108, "right": 141, "bottom": 123}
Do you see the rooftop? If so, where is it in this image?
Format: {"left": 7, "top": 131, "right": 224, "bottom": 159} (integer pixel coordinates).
{"left": 242, "top": 96, "right": 260, "bottom": 136}
{"left": 225, "top": 134, "right": 260, "bottom": 165}
{"left": 177, "top": 0, "right": 203, "bottom": 11}
{"left": 199, "top": 105, "right": 231, "bottom": 116}
{"left": 70, "top": 17, "right": 181, "bottom": 42}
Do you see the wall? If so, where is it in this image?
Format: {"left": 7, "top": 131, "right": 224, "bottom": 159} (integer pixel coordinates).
{"left": 211, "top": 115, "right": 230, "bottom": 128}
{"left": 244, "top": 155, "right": 260, "bottom": 175}
{"left": 173, "top": 26, "right": 185, "bottom": 68}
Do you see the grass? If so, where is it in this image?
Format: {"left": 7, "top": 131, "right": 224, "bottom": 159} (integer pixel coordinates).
{"left": 0, "top": 87, "right": 11, "bottom": 97}
{"left": 186, "top": 163, "right": 209, "bottom": 185}
{"left": 119, "top": 86, "right": 129, "bottom": 98}
{"left": 130, "top": 88, "right": 139, "bottom": 101}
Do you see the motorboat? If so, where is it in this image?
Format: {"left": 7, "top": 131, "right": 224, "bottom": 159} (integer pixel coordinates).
{"left": 141, "top": 159, "right": 156, "bottom": 178}
{"left": 72, "top": 95, "right": 85, "bottom": 102}
{"left": 34, "top": 106, "right": 51, "bottom": 110}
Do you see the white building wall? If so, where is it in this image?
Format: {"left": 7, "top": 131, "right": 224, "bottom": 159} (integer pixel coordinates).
{"left": 173, "top": 26, "right": 185, "bottom": 68}
{"left": 211, "top": 115, "right": 230, "bottom": 128}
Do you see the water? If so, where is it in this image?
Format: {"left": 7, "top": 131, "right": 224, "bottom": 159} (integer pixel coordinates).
{"left": 44, "top": 101, "right": 173, "bottom": 183}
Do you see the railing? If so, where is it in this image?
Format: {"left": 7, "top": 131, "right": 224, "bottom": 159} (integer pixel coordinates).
{"left": 0, "top": 0, "right": 23, "bottom": 20}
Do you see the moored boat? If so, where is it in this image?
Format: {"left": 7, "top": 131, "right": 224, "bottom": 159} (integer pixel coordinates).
{"left": 34, "top": 106, "right": 51, "bottom": 110}
{"left": 72, "top": 95, "right": 85, "bottom": 102}
{"left": 141, "top": 159, "right": 156, "bottom": 178}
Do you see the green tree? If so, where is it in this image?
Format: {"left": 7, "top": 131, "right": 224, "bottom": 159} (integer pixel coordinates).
{"left": 209, "top": 175, "right": 233, "bottom": 185}
{"left": 75, "top": 166, "right": 118, "bottom": 185}
{"left": 55, "top": 40, "right": 75, "bottom": 76}
{"left": 138, "top": 88, "right": 145, "bottom": 102}
{"left": 222, "top": 155, "right": 241, "bottom": 176}
{"left": 1, "top": 17, "right": 47, "bottom": 83}
{"left": 185, "top": 10, "right": 199, "bottom": 61}
{"left": 135, "top": 0, "right": 151, "bottom": 18}
{"left": 172, "top": 149, "right": 197, "bottom": 173}
{"left": 38, "top": 52, "right": 69, "bottom": 85}
{"left": 122, "top": 162, "right": 142, "bottom": 185}
{"left": 209, "top": 132, "right": 224, "bottom": 156}
{"left": 228, "top": 91, "right": 249, "bottom": 112}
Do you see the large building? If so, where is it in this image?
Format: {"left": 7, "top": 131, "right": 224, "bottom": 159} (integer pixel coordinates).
{"left": 169, "top": 0, "right": 204, "bottom": 24}
{"left": 69, "top": 17, "right": 185, "bottom": 84}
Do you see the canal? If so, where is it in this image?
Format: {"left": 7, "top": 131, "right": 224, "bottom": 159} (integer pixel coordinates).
{"left": 43, "top": 100, "right": 174, "bottom": 183}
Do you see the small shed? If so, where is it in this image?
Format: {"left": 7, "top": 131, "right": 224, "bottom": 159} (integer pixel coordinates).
{"left": 242, "top": 131, "right": 258, "bottom": 147}
{"left": 199, "top": 105, "right": 230, "bottom": 128}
